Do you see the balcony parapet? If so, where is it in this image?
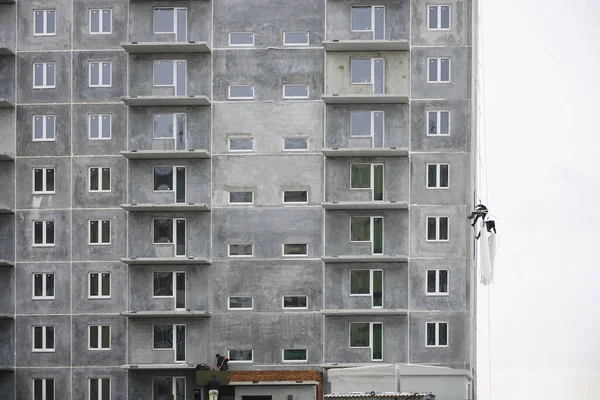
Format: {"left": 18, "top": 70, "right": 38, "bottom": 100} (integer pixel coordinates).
{"left": 121, "top": 257, "right": 211, "bottom": 265}
{"left": 122, "top": 42, "right": 210, "bottom": 54}
{"left": 120, "top": 150, "right": 211, "bottom": 160}
{"left": 323, "top": 40, "right": 409, "bottom": 52}
{"left": 322, "top": 255, "right": 408, "bottom": 263}
{"left": 322, "top": 201, "right": 408, "bottom": 210}
{"left": 121, "top": 203, "right": 210, "bottom": 212}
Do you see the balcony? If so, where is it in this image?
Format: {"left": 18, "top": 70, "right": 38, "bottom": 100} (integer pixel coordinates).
{"left": 0, "top": 260, "right": 13, "bottom": 268}
{"left": 0, "top": 99, "right": 14, "bottom": 109}
{"left": 321, "top": 94, "right": 408, "bottom": 104}
{"left": 321, "top": 309, "right": 408, "bottom": 316}
{"left": 121, "top": 150, "right": 211, "bottom": 160}
{"left": 121, "top": 257, "right": 211, "bottom": 265}
{"left": 121, "top": 310, "right": 211, "bottom": 318}
{"left": 0, "top": 47, "right": 13, "bottom": 56}
{"left": 322, "top": 255, "right": 408, "bottom": 264}
{"left": 122, "top": 363, "right": 196, "bottom": 370}
{"left": 122, "top": 42, "right": 210, "bottom": 54}
{"left": 0, "top": 207, "right": 13, "bottom": 214}
{"left": 321, "top": 147, "right": 408, "bottom": 157}
{"left": 323, "top": 40, "right": 409, "bottom": 52}
{"left": 120, "top": 95, "right": 211, "bottom": 107}
{"left": 322, "top": 201, "right": 408, "bottom": 210}
{"left": 121, "top": 203, "right": 210, "bottom": 212}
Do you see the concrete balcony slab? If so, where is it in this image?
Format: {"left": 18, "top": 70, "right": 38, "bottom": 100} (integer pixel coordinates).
{"left": 122, "top": 42, "right": 210, "bottom": 53}
{"left": 0, "top": 260, "right": 14, "bottom": 268}
{"left": 0, "top": 99, "right": 15, "bottom": 109}
{"left": 121, "top": 257, "right": 211, "bottom": 265}
{"left": 322, "top": 201, "right": 408, "bottom": 210}
{"left": 121, "top": 310, "right": 211, "bottom": 318}
{"left": 121, "top": 95, "right": 211, "bottom": 107}
{"left": 321, "top": 94, "right": 408, "bottom": 104}
{"left": 0, "top": 313, "right": 14, "bottom": 320}
{"left": 322, "top": 147, "right": 409, "bottom": 157}
{"left": 122, "top": 364, "right": 196, "bottom": 370}
{"left": 321, "top": 309, "right": 408, "bottom": 316}
{"left": 121, "top": 203, "right": 210, "bottom": 212}
{"left": 0, "top": 47, "right": 15, "bottom": 56}
{"left": 322, "top": 255, "right": 408, "bottom": 263}
{"left": 120, "top": 150, "right": 211, "bottom": 159}
{"left": 0, "top": 154, "right": 14, "bottom": 161}
{"left": 0, "top": 207, "right": 14, "bottom": 214}
{"left": 323, "top": 40, "right": 409, "bottom": 52}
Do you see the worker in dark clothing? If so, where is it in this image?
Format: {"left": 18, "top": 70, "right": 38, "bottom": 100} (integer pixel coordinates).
{"left": 207, "top": 375, "right": 220, "bottom": 400}
{"left": 215, "top": 353, "right": 229, "bottom": 371}
{"left": 468, "top": 203, "right": 488, "bottom": 226}
{"left": 193, "top": 385, "right": 202, "bottom": 400}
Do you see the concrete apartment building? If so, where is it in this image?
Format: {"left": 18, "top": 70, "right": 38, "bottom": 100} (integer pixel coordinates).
{"left": 0, "top": 0, "right": 478, "bottom": 399}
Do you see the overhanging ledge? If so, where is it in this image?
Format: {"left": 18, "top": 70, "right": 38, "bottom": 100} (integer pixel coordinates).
{"left": 322, "top": 309, "right": 408, "bottom": 316}
{"left": 120, "top": 150, "right": 211, "bottom": 159}
{"left": 121, "top": 95, "right": 211, "bottom": 106}
{"left": 322, "top": 148, "right": 409, "bottom": 157}
{"left": 121, "top": 203, "right": 210, "bottom": 212}
{"left": 121, "top": 310, "right": 211, "bottom": 318}
{"left": 122, "top": 41, "right": 210, "bottom": 53}
{"left": 322, "top": 255, "right": 408, "bottom": 263}
{"left": 323, "top": 40, "right": 409, "bottom": 52}
{"left": 121, "top": 257, "right": 211, "bottom": 265}
{"left": 321, "top": 94, "right": 408, "bottom": 104}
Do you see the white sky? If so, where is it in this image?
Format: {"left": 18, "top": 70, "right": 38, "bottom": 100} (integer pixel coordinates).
{"left": 476, "top": 0, "right": 600, "bottom": 398}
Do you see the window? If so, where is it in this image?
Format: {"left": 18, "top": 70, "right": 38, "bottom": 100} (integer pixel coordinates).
{"left": 229, "top": 32, "right": 254, "bottom": 46}
{"left": 283, "top": 84, "right": 309, "bottom": 99}
{"left": 154, "top": 7, "right": 188, "bottom": 42}
{"left": 282, "top": 243, "right": 307, "bottom": 256}
{"left": 153, "top": 324, "right": 186, "bottom": 362}
{"left": 154, "top": 166, "right": 186, "bottom": 203}
{"left": 350, "top": 216, "right": 383, "bottom": 254}
{"left": 33, "top": 378, "right": 55, "bottom": 400}
{"left": 427, "top": 270, "right": 449, "bottom": 295}
{"left": 89, "top": 167, "right": 111, "bottom": 192}
{"left": 228, "top": 349, "right": 253, "bottom": 362}
{"left": 33, "top": 326, "right": 55, "bottom": 352}
{"left": 427, "top": 216, "right": 449, "bottom": 242}
{"left": 153, "top": 377, "right": 186, "bottom": 400}
{"left": 153, "top": 60, "right": 187, "bottom": 96}
{"left": 351, "top": 6, "right": 385, "bottom": 39}
{"left": 153, "top": 271, "right": 186, "bottom": 309}
{"left": 228, "top": 85, "right": 255, "bottom": 100}
{"left": 33, "top": 273, "right": 54, "bottom": 299}
{"left": 426, "top": 322, "right": 448, "bottom": 347}
{"left": 89, "top": 378, "right": 110, "bottom": 400}
{"left": 427, "top": 163, "right": 449, "bottom": 188}
{"left": 228, "top": 244, "right": 253, "bottom": 257}
{"left": 349, "top": 322, "right": 383, "bottom": 361}
{"left": 89, "top": 61, "right": 112, "bottom": 87}
{"left": 154, "top": 113, "right": 186, "bottom": 140}
{"left": 283, "top": 137, "right": 308, "bottom": 151}
{"left": 427, "top": 111, "right": 450, "bottom": 135}
{"left": 229, "top": 137, "right": 254, "bottom": 152}
{"left": 34, "top": 10, "right": 56, "bottom": 36}
{"left": 428, "top": 5, "right": 451, "bottom": 30}
{"left": 351, "top": 58, "right": 384, "bottom": 94}
{"left": 350, "top": 110, "right": 384, "bottom": 147}
{"left": 283, "top": 349, "right": 307, "bottom": 362}
{"left": 284, "top": 32, "right": 309, "bottom": 45}
{"left": 90, "top": 9, "right": 112, "bottom": 34}
{"left": 33, "top": 221, "right": 54, "bottom": 246}
{"left": 350, "top": 269, "right": 383, "bottom": 307}
{"left": 350, "top": 164, "right": 384, "bottom": 201}
{"left": 89, "top": 114, "right": 111, "bottom": 139}
{"left": 33, "top": 115, "right": 56, "bottom": 141}
{"left": 428, "top": 58, "right": 451, "bottom": 83}
{"left": 153, "top": 219, "right": 186, "bottom": 256}
{"left": 88, "top": 325, "right": 110, "bottom": 350}
{"left": 228, "top": 296, "right": 253, "bottom": 310}
{"left": 283, "top": 190, "right": 308, "bottom": 204}
{"left": 33, "top": 168, "right": 55, "bottom": 194}
{"left": 89, "top": 272, "right": 111, "bottom": 299}
{"left": 282, "top": 295, "right": 307, "bottom": 309}
{"left": 89, "top": 220, "right": 111, "bottom": 245}
{"left": 33, "top": 62, "right": 55, "bottom": 89}
{"left": 229, "top": 191, "right": 253, "bottom": 204}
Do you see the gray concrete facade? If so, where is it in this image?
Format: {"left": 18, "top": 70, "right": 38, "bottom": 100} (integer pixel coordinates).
{"left": 0, "top": 0, "right": 478, "bottom": 399}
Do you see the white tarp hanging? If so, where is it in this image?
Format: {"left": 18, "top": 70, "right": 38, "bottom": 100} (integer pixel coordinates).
{"left": 479, "top": 220, "right": 498, "bottom": 285}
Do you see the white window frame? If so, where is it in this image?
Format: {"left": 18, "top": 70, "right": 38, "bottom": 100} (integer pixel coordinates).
{"left": 282, "top": 348, "right": 308, "bottom": 363}
{"left": 282, "top": 243, "right": 308, "bottom": 257}
{"left": 32, "top": 115, "right": 56, "bottom": 142}
{"left": 89, "top": 61, "right": 112, "bottom": 88}
{"left": 32, "top": 326, "right": 55, "bottom": 352}
{"left": 283, "top": 32, "right": 310, "bottom": 46}
{"left": 349, "top": 216, "right": 382, "bottom": 243}
{"left": 427, "top": 57, "right": 451, "bottom": 83}
{"left": 32, "top": 220, "right": 54, "bottom": 247}
{"left": 426, "top": 321, "right": 449, "bottom": 347}
{"left": 228, "top": 32, "right": 255, "bottom": 47}
{"left": 282, "top": 190, "right": 308, "bottom": 204}
{"left": 153, "top": 113, "right": 186, "bottom": 140}
{"left": 427, "top": 110, "right": 451, "bottom": 136}
{"left": 426, "top": 163, "right": 450, "bottom": 189}
{"left": 89, "top": 9, "right": 112, "bottom": 35}
{"left": 350, "top": 110, "right": 385, "bottom": 139}
{"left": 88, "top": 272, "right": 111, "bottom": 299}
{"left": 33, "top": 10, "right": 56, "bottom": 36}
{"left": 349, "top": 163, "right": 384, "bottom": 201}
{"left": 427, "top": 5, "right": 451, "bottom": 31}
{"left": 283, "top": 84, "right": 309, "bottom": 99}
{"left": 88, "top": 167, "right": 111, "bottom": 192}
{"left": 152, "top": 60, "right": 187, "bottom": 95}
{"left": 350, "top": 5, "right": 385, "bottom": 35}
{"left": 153, "top": 7, "right": 187, "bottom": 35}
{"left": 152, "top": 218, "right": 186, "bottom": 249}
{"left": 348, "top": 322, "right": 383, "bottom": 361}
{"left": 32, "top": 168, "right": 55, "bottom": 194}
{"left": 152, "top": 377, "right": 186, "bottom": 400}
{"left": 88, "top": 325, "right": 111, "bottom": 350}
{"left": 227, "top": 243, "right": 254, "bottom": 258}
{"left": 153, "top": 166, "right": 186, "bottom": 195}
{"left": 152, "top": 271, "right": 184, "bottom": 297}
{"left": 89, "top": 114, "right": 112, "bottom": 140}
{"left": 33, "top": 62, "right": 56, "bottom": 89}
{"left": 349, "top": 269, "right": 383, "bottom": 301}
{"left": 32, "top": 273, "right": 55, "bottom": 300}
{"left": 228, "top": 85, "right": 255, "bottom": 100}
{"left": 228, "top": 296, "right": 254, "bottom": 310}
{"left": 228, "top": 137, "right": 255, "bottom": 152}
{"left": 89, "top": 377, "right": 111, "bottom": 400}
{"left": 228, "top": 191, "right": 254, "bottom": 205}
{"left": 88, "top": 220, "right": 111, "bottom": 245}
{"left": 426, "top": 269, "right": 449, "bottom": 296}
{"left": 227, "top": 349, "right": 253, "bottom": 363}
{"left": 152, "top": 324, "right": 186, "bottom": 363}
{"left": 283, "top": 137, "right": 308, "bottom": 151}
{"left": 351, "top": 58, "right": 385, "bottom": 86}
{"left": 426, "top": 216, "right": 450, "bottom": 242}
{"left": 282, "top": 295, "right": 308, "bottom": 310}
{"left": 33, "top": 378, "right": 55, "bottom": 400}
